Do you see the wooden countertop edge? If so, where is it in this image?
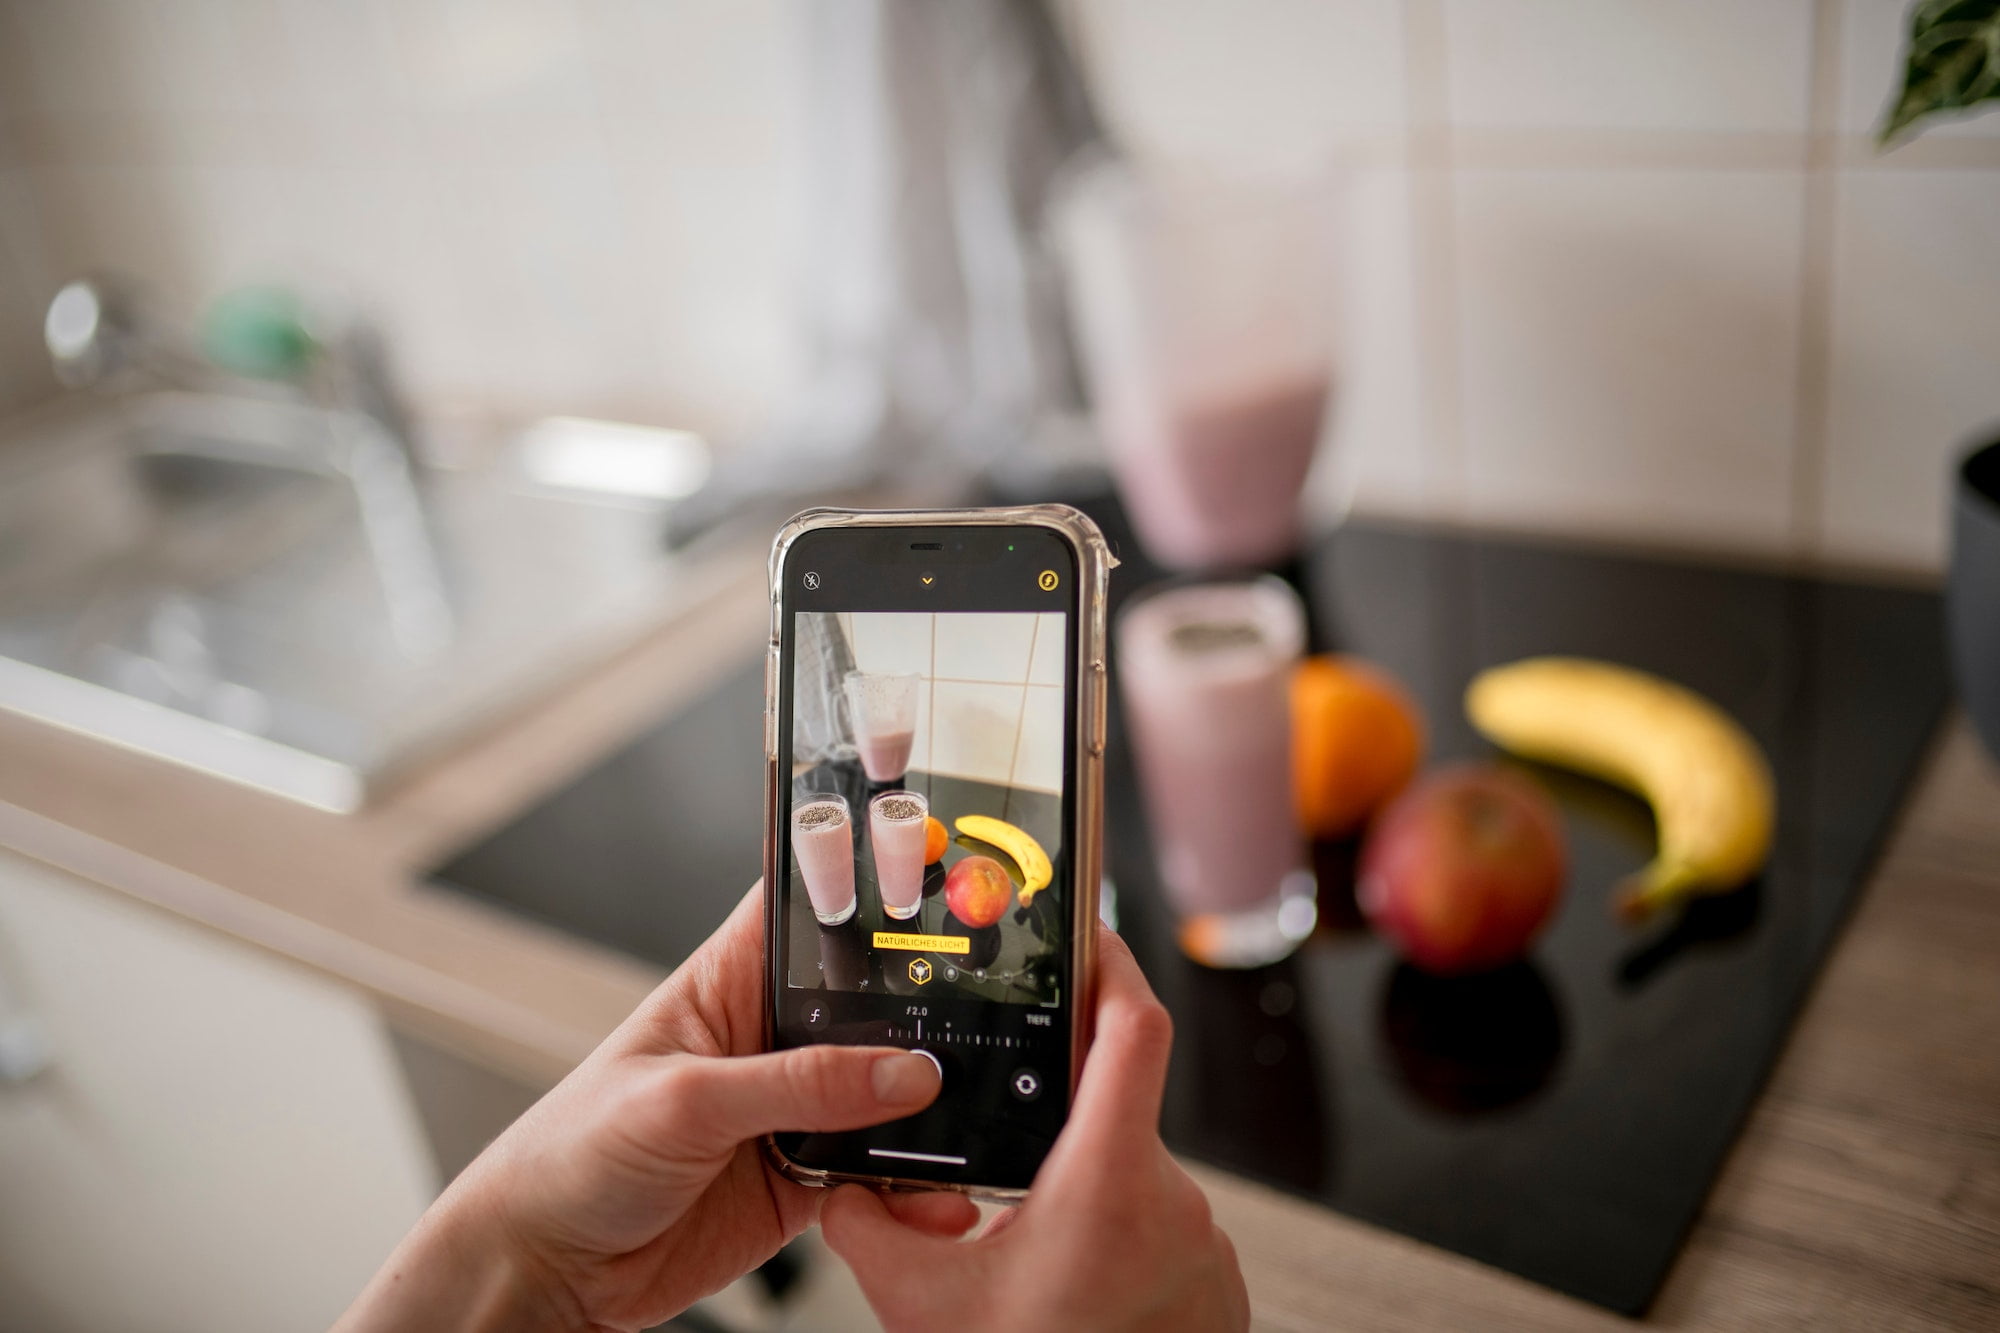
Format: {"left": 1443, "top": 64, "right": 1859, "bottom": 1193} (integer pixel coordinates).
{"left": 0, "top": 798, "right": 598, "bottom": 1085}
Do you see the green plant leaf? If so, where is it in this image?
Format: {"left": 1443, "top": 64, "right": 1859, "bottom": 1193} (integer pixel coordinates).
{"left": 1880, "top": 0, "right": 2000, "bottom": 144}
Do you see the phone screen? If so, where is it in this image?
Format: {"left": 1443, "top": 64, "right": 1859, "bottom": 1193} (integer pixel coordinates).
{"left": 769, "top": 522, "right": 1081, "bottom": 1190}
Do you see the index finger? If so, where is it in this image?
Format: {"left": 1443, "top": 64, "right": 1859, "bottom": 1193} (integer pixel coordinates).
{"left": 617, "top": 880, "right": 766, "bottom": 1058}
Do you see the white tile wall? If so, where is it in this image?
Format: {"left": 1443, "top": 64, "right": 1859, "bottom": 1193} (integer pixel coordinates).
{"left": 23, "top": 166, "right": 191, "bottom": 309}
{"left": 3, "top": 3, "right": 137, "bottom": 119}
{"left": 1027, "top": 612, "right": 1066, "bottom": 686}
{"left": 1066, "top": 0, "right": 1406, "bottom": 173}
{"left": 1311, "top": 164, "right": 1428, "bottom": 519}
{"left": 0, "top": 162, "right": 51, "bottom": 415}
{"left": 3, "top": 1, "right": 1999, "bottom": 573}
{"left": 1442, "top": 0, "right": 1815, "bottom": 133}
{"left": 1821, "top": 170, "right": 2000, "bottom": 568}
{"left": 840, "top": 612, "right": 1065, "bottom": 788}
{"left": 910, "top": 678, "right": 935, "bottom": 778}
{"left": 1069, "top": 0, "right": 2000, "bottom": 572}
{"left": 930, "top": 681, "right": 1026, "bottom": 788}
{"left": 0, "top": 0, "right": 803, "bottom": 437}
{"left": 846, "top": 612, "right": 932, "bottom": 678}
{"left": 0, "top": 43, "right": 43, "bottom": 418}
{"left": 934, "top": 612, "right": 1036, "bottom": 683}
{"left": 1453, "top": 169, "right": 1805, "bottom": 550}
{"left": 1014, "top": 684, "right": 1066, "bottom": 793}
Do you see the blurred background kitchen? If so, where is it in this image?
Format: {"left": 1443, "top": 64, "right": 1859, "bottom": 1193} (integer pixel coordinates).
{"left": 2, "top": 3, "right": 1997, "bottom": 1331}
{"left": 2, "top": 0, "right": 1995, "bottom": 563}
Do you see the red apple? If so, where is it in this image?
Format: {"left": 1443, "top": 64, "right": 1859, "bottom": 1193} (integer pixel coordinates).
{"left": 1358, "top": 764, "right": 1566, "bottom": 975}
{"left": 945, "top": 855, "right": 1015, "bottom": 929}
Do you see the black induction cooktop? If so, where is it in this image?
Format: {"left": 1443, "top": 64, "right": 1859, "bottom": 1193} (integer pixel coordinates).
{"left": 428, "top": 497, "right": 1948, "bottom": 1315}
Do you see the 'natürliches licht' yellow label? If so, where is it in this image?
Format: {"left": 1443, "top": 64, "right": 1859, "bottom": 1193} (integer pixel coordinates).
{"left": 873, "top": 931, "right": 971, "bottom": 955}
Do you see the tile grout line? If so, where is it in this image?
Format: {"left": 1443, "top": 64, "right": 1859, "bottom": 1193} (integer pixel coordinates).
{"left": 1789, "top": 0, "right": 1845, "bottom": 561}
{"left": 1402, "top": 0, "right": 1466, "bottom": 521}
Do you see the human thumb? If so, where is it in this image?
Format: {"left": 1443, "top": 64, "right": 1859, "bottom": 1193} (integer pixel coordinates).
{"left": 822, "top": 1184, "right": 976, "bottom": 1322}
{"left": 655, "top": 1045, "right": 941, "bottom": 1155}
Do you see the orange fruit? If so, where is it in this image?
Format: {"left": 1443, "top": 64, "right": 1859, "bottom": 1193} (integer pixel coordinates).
{"left": 923, "top": 815, "right": 949, "bottom": 864}
{"left": 1291, "top": 654, "right": 1425, "bottom": 838}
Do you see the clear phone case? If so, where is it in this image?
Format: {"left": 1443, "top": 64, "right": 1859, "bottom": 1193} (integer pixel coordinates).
{"left": 761, "top": 504, "right": 1116, "bottom": 1200}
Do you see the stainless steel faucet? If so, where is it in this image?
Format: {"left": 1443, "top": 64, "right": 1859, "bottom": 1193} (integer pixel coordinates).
{"left": 43, "top": 276, "right": 455, "bottom": 657}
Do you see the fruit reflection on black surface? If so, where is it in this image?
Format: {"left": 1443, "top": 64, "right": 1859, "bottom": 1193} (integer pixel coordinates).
{"left": 1308, "top": 836, "right": 1368, "bottom": 934}
{"left": 1378, "top": 960, "right": 1564, "bottom": 1116}
{"left": 939, "top": 915, "right": 1003, "bottom": 971}
{"left": 1617, "top": 876, "right": 1763, "bottom": 989}
{"left": 1167, "top": 955, "right": 1330, "bottom": 1192}
{"left": 815, "top": 919, "right": 874, "bottom": 992}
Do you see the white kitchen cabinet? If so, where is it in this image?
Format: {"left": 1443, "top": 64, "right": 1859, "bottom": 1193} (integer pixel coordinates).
{"left": 0, "top": 847, "right": 437, "bottom": 1333}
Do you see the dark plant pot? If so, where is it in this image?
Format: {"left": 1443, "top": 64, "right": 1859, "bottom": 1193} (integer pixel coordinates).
{"left": 1949, "top": 435, "right": 2000, "bottom": 762}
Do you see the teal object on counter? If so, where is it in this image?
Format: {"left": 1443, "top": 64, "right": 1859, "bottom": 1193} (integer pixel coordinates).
{"left": 202, "top": 285, "right": 318, "bottom": 380}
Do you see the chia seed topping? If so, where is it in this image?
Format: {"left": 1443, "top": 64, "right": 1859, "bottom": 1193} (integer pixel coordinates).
{"left": 1168, "top": 620, "right": 1265, "bottom": 654}
{"left": 796, "top": 801, "right": 845, "bottom": 828}
{"left": 874, "top": 795, "right": 925, "bottom": 821}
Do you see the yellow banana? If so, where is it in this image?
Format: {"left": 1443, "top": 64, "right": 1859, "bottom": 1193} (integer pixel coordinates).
{"left": 953, "top": 815, "right": 1053, "bottom": 905}
{"left": 1464, "top": 657, "right": 1773, "bottom": 922}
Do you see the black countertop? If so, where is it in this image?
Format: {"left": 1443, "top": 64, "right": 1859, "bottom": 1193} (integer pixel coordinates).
{"left": 430, "top": 499, "right": 1947, "bottom": 1314}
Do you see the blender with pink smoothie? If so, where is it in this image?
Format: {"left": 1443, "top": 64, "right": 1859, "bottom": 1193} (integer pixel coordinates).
{"left": 1102, "top": 373, "right": 1329, "bottom": 570}
{"left": 792, "top": 794, "right": 857, "bottom": 926}
{"left": 844, "top": 671, "right": 920, "bottom": 784}
{"left": 1058, "top": 161, "right": 1339, "bottom": 570}
{"left": 868, "top": 789, "right": 929, "bottom": 921}
{"left": 1117, "top": 577, "right": 1317, "bottom": 966}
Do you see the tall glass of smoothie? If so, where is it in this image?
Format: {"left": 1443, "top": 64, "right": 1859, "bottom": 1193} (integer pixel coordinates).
{"left": 1057, "top": 160, "right": 1339, "bottom": 570}
{"left": 869, "top": 789, "right": 929, "bottom": 921}
{"left": 792, "top": 794, "right": 857, "bottom": 926}
{"left": 844, "top": 671, "right": 920, "bottom": 784}
{"left": 1116, "top": 577, "right": 1316, "bottom": 966}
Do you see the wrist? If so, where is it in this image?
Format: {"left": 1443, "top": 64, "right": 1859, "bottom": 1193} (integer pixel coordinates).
{"left": 336, "top": 1182, "right": 585, "bottom": 1333}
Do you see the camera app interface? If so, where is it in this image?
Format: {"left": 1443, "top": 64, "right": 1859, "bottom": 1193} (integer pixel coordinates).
{"left": 783, "top": 610, "right": 1069, "bottom": 1013}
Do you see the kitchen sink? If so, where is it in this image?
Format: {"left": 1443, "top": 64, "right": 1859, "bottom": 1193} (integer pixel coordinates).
{"left": 0, "top": 392, "right": 711, "bottom": 810}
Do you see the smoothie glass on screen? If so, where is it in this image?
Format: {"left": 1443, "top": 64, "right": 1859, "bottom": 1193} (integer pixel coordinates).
{"left": 1057, "top": 160, "right": 1340, "bottom": 571}
{"left": 869, "top": 789, "right": 930, "bottom": 921}
{"left": 792, "top": 793, "right": 857, "bottom": 926}
{"left": 1117, "top": 576, "right": 1317, "bottom": 967}
{"left": 844, "top": 671, "right": 920, "bottom": 784}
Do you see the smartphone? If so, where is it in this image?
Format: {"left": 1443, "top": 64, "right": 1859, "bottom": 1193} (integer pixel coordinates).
{"left": 761, "top": 505, "right": 1114, "bottom": 1199}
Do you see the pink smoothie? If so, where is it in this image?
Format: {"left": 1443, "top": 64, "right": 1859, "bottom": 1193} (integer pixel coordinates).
{"left": 1116, "top": 580, "right": 1305, "bottom": 917}
{"left": 792, "top": 796, "right": 856, "bottom": 925}
{"left": 1108, "top": 373, "right": 1330, "bottom": 570}
{"left": 869, "top": 790, "right": 929, "bottom": 921}
{"left": 845, "top": 672, "right": 920, "bottom": 783}
{"left": 856, "top": 728, "right": 915, "bottom": 785}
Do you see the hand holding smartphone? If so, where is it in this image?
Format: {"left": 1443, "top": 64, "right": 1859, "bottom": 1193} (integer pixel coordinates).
{"left": 822, "top": 925, "right": 1252, "bottom": 1333}
{"left": 762, "top": 506, "right": 1113, "bottom": 1197}
{"left": 341, "top": 507, "right": 1248, "bottom": 1331}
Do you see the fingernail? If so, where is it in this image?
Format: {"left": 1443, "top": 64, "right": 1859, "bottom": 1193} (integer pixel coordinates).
{"left": 872, "top": 1051, "right": 940, "bottom": 1104}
